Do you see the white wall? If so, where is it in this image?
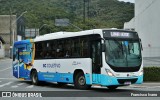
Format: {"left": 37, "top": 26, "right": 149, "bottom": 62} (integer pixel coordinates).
{"left": 124, "top": 0, "right": 160, "bottom": 57}
{"left": 135, "top": 0, "right": 160, "bottom": 57}
{"left": 124, "top": 18, "right": 135, "bottom": 30}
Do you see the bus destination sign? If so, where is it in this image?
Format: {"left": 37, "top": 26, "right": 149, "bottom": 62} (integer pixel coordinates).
{"left": 110, "top": 32, "right": 130, "bottom": 37}
{"left": 103, "top": 30, "right": 139, "bottom": 39}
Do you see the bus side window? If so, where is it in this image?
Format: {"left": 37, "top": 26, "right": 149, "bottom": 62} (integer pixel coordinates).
{"left": 71, "top": 38, "right": 80, "bottom": 57}
{"left": 63, "top": 40, "right": 69, "bottom": 57}
{"left": 80, "top": 38, "right": 89, "bottom": 58}
{"left": 51, "top": 40, "right": 57, "bottom": 58}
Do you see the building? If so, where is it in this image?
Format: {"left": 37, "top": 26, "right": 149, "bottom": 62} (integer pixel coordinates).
{"left": 25, "top": 28, "right": 39, "bottom": 39}
{"left": 17, "top": 16, "right": 25, "bottom": 40}
{"left": 0, "top": 15, "right": 25, "bottom": 57}
{"left": 0, "top": 36, "right": 5, "bottom": 58}
{"left": 124, "top": 0, "right": 160, "bottom": 57}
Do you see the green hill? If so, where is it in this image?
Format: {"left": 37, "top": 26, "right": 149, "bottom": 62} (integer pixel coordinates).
{"left": 0, "top": 0, "right": 134, "bottom": 34}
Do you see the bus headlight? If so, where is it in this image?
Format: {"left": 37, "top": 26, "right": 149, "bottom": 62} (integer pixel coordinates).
{"left": 139, "top": 69, "right": 143, "bottom": 76}
{"left": 105, "top": 69, "right": 115, "bottom": 77}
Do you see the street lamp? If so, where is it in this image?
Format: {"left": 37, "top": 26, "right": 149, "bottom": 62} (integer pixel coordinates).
{"left": 12, "top": 11, "right": 27, "bottom": 26}
{"left": 38, "top": 24, "right": 49, "bottom": 36}
{"left": 39, "top": 24, "right": 47, "bottom": 31}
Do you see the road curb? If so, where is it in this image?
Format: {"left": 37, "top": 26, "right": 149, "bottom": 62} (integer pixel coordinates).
{"left": 0, "top": 58, "right": 11, "bottom": 62}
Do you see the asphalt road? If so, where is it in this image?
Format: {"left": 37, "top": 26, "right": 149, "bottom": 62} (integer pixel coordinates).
{"left": 0, "top": 58, "right": 160, "bottom": 100}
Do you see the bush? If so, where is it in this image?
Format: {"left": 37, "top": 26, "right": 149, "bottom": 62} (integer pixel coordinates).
{"left": 144, "top": 67, "right": 160, "bottom": 82}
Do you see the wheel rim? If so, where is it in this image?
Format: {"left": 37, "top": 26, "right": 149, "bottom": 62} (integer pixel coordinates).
{"left": 78, "top": 76, "right": 85, "bottom": 86}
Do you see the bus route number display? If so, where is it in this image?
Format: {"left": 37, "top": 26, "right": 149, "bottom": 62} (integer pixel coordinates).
{"left": 110, "top": 32, "right": 130, "bottom": 37}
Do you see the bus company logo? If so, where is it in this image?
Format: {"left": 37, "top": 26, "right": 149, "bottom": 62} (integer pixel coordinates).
{"left": 43, "top": 63, "right": 61, "bottom": 68}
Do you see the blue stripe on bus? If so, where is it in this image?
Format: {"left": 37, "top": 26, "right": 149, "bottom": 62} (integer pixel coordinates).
{"left": 85, "top": 74, "right": 91, "bottom": 84}
{"left": 22, "top": 72, "right": 143, "bottom": 86}
{"left": 38, "top": 72, "right": 92, "bottom": 84}
{"left": 135, "top": 75, "right": 143, "bottom": 84}
{"left": 38, "top": 72, "right": 74, "bottom": 83}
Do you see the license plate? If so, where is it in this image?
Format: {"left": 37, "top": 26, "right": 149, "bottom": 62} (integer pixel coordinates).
{"left": 124, "top": 81, "right": 131, "bottom": 85}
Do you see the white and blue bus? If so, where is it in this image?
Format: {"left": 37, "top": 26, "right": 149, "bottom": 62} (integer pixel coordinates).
{"left": 13, "top": 29, "right": 143, "bottom": 89}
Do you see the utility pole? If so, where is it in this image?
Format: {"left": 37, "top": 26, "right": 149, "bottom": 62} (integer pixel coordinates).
{"left": 83, "top": 0, "right": 86, "bottom": 24}
{"left": 87, "top": 0, "right": 90, "bottom": 19}
{"left": 83, "top": 0, "right": 87, "bottom": 30}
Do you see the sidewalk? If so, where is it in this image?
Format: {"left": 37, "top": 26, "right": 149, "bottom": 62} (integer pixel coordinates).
{"left": 129, "top": 82, "right": 160, "bottom": 88}
{"left": 137, "top": 82, "right": 160, "bottom": 86}
{"left": 0, "top": 57, "right": 11, "bottom": 61}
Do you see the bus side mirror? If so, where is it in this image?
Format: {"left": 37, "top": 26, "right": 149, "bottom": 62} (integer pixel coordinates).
{"left": 140, "top": 39, "right": 143, "bottom": 51}
{"left": 101, "top": 43, "right": 105, "bottom": 52}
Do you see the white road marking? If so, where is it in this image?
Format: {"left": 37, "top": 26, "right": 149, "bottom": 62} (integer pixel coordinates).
{"left": 0, "top": 82, "right": 13, "bottom": 88}
{"left": 26, "top": 85, "right": 34, "bottom": 88}
{"left": 11, "top": 85, "right": 18, "bottom": 88}
{"left": 17, "top": 83, "right": 25, "bottom": 86}
{"left": 0, "top": 67, "right": 12, "bottom": 72}
{"left": 11, "top": 83, "right": 25, "bottom": 88}
{"left": 130, "top": 85, "right": 147, "bottom": 88}
{"left": 122, "top": 85, "right": 160, "bottom": 89}
{"left": 145, "top": 86, "right": 160, "bottom": 89}
{"left": 0, "top": 81, "right": 1, "bottom": 82}
{"left": 0, "top": 78, "right": 17, "bottom": 80}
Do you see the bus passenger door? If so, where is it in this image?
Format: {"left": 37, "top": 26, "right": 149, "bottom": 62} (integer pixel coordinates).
{"left": 91, "top": 40, "right": 102, "bottom": 84}
{"left": 13, "top": 47, "right": 24, "bottom": 78}
{"left": 13, "top": 47, "right": 19, "bottom": 78}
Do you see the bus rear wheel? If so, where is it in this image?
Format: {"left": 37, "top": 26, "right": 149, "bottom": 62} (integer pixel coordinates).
{"left": 31, "top": 70, "right": 39, "bottom": 85}
{"left": 74, "top": 72, "right": 91, "bottom": 89}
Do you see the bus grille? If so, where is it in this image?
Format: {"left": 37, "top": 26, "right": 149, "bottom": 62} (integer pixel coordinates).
{"left": 117, "top": 78, "right": 138, "bottom": 84}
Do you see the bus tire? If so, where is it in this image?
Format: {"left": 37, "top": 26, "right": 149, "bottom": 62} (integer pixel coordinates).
{"left": 31, "top": 70, "right": 39, "bottom": 85}
{"left": 74, "top": 72, "right": 91, "bottom": 89}
{"left": 107, "top": 86, "right": 118, "bottom": 90}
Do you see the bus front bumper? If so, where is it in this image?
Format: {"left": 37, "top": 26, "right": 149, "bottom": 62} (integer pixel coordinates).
{"left": 94, "top": 74, "right": 143, "bottom": 86}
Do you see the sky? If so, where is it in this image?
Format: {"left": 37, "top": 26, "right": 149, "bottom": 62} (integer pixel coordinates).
{"left": 118, "top": 0, "right": 135, "bottom": 3}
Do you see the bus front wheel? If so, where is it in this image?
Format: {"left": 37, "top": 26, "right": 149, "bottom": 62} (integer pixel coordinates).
{"left": 31, "top": 70, "right": 39, "bottom": 85}
{"left": 74, "top": 72, "right": 91, "bottom": 89}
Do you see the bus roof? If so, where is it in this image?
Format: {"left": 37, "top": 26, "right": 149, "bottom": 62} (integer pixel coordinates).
{"left": 34, "top": 29, "right": 136, "bottom": 42}
{"left": 14, "top": 39, "right": 33, "bottom": 45}
{"left": 34, "top": 29, "right": 99, "bottom": 42}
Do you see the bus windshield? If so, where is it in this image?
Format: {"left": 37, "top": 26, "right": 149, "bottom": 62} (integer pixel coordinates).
{"left": 105, "top": 39, "right": 142, "bottom": 67}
